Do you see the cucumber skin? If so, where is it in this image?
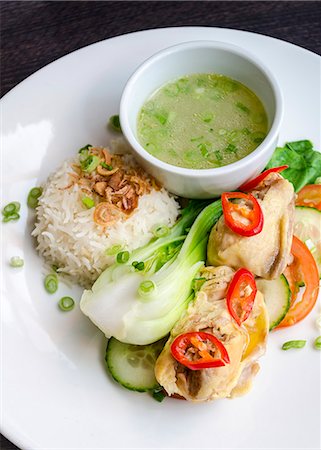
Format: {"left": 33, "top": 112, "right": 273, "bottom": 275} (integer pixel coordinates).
{"left": 269, "top": 275, "right": 291, "bottom": 331}
{"left": 105, "top": 338, "right": 160, "bottom": 393}
{"left": 257, "top": 275, "right": 291, "bottom": 331}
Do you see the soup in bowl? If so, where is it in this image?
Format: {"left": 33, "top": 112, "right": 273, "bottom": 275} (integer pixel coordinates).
{"left": 120, "top": 41, "right": 283, "bottom": 198}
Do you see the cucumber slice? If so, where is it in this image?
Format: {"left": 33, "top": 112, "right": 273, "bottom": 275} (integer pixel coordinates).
{"left": 257, "top": 275, "right": 291, "bottom": 330}
{"left": 105, "top": 337, "right": 165, "bottom": 392}
{"left": 294, "top": 206, "right": 321, "bottom": 278}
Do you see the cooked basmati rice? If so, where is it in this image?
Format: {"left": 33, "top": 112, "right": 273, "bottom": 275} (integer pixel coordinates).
{"left": 32, "top": 139, "right": 180, "bottom": 287}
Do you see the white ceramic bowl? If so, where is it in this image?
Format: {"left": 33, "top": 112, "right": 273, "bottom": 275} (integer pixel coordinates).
{"left": 120, "top": 40, "right": 283, "bottom": 198}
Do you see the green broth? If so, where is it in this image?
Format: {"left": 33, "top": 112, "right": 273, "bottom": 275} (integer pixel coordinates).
{"left": 137, "top": 73, "right": 268, "bottom": 169}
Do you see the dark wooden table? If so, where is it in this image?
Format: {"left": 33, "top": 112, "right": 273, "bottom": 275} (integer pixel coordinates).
{"left": 1, "top": 1, "right": 320, "bottom": 448}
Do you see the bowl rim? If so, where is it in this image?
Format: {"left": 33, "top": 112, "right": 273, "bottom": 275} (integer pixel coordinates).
{"left": 120, "top": 40, "right": 284, "bottom": 178}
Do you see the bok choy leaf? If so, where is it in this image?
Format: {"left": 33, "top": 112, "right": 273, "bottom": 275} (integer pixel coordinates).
{"left": 80, "top": 199, "right": 222, "bottom": 345}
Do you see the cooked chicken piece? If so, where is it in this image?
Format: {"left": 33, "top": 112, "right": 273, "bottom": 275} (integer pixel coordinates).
{"left": 207, "top": 173, "right": 295, "bottom": 279}
{"left": 155, "top": 266, "right": 269, "bottom": 402}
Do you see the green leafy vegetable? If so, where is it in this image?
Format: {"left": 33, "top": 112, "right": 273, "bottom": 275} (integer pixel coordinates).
{"left": 266, "top": 140, "right": 321, "bottom": 192}
{"left": 80, "top": 200, "right": 221, "bottom": 345}
{"left": 152, "top": 386, "right": 166, "bottom": 402}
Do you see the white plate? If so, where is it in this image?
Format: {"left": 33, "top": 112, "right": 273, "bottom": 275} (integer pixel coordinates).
{"left": 1, "top": 27, "right": 320, "bottom": 450}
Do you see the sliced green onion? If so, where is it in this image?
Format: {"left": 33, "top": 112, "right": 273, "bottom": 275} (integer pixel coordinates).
{"left": 101, "top": 162, "right": 113, "bottom": 170}
{"left": 3, "top": 202, "right": 20, "bottom": 215}
{"left": 190, "top": 136, "right": 204, "bottom": 142}
{"left": 132, "top": 261, "right": 145, "bottom": 271}
{"left": 9, "top": 256, "right": 24, "bottom": 268}
{"left": 314, "top": 336, "right": 321, "bottom": 350}
{"left": 218, "top": 128, "right": 227, "bottom": 136}
{"left": 138, "top": 280, "right": 155, "bottom": 297}
{"left": 251, "top": 131, "right": 266, "bottom": 144}
{"left": 236, "top": 102, "right": 250, "bottom": 114}
{"left": 58, "top": 296, "right": 75, "bottom": 311}
{"left": 198, "top": 143, "right": 209, "bottom": 158}
{"left": 152, "top": 386, "right": 166, "bottom": 402}
{"left": 225, "top": 143, "right": 237, "bottom": 153}
{"left": 78, "top": 144, "right": 93, "bottom": 154}
{"left": 80, "top": 155, "right": 100, "bottom": 172}
{"left": 44, "top": 274, "right": 58, "bottom": 294}
{"left": 202, "top": 113, "right": 213, "bottom": 123}
{"left": 282, "top": 340, "right": 306, "bottom": 350}
{"left": 27, "top": 187, "right": 43, "bottom": 209}
{"left": 192, "top": 277, "right": 206, "bottom": 292}
{"left": 3, "top": 212, "right": 20, "bottom": 222}
{"left": 314, "top": 177, "right": 321, "bottom": 185}
{"left": 109, "top": 115, "right": 122, "bottom": 132}
{"left": 154, "top": 112, "right": 168, "bottom": 125}
{"left": 52, "top": 264, "right": 59, "bottom": 272}
{"left": 153, "top": 225, "right": 170, "bottom": 238}
{"left": 116, "top": 251, "right": 130, "bottom": 264}
{"left": 105, "top": 244, "right": 123, "bottom": 256}
{"left": 82, "top": 196, "right": 95, "bottom": 209}
{"left": 214, "top": 150, "right": 222, "bottom": 162}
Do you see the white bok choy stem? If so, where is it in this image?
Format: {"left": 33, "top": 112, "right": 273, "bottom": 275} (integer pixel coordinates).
{"left": 80, "top": 199, "right": 222, "bottom": 345}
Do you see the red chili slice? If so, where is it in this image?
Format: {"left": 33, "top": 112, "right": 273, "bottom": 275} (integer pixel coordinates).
{"left": 226, "top": 268, "right": 257, "bottom": 326}
{"left": 239, "top": 165, "right": 288, "bottom": 191}
{"left": 170, "top": 332, "right": 230, "bottom": 371}
{"left": 222, "top": 192, "right": 263, "bottom": 237}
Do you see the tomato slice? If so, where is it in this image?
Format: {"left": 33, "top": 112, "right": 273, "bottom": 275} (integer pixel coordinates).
{"left": 296, "top": 184, "right": 321, "bottom": 210}
{"left": 277, "top": 236, "right": 320, "bottom": 328}
{"left": 170, "top": 332, "right": 230, "bottom": 370}
{"left": 226, "top": 268, "right": 257, "bottom": 326}
{"left": 239, "top": 165, "right": 288, "bottom": 192}
{"left": 222, "top": 192, "right": 263, "bottom": 237}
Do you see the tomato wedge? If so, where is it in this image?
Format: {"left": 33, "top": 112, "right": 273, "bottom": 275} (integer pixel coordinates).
{"left": 226, "top": 268, "right": 257, "bottom": 326}
{"left": 296, "top": 184, "right": 321, "bottom": 210}
{"left": 222, "top": 192, "right": 263, "bottom": 236}
{"left": 277, "top": 236, "right": 320, "bottom": 328}
{"left": 239, "top": 165, "right": 288, "bottom": 191}
{"left": 170, "top": 332, "right": 230, "bottom": 370}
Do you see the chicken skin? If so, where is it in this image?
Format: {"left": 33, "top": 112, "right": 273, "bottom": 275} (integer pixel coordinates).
{"left": 155, "top": 266, "right": 269, "bottom": 402}
{"left": 207, "top": 173, "right": 295, "bottom": 279}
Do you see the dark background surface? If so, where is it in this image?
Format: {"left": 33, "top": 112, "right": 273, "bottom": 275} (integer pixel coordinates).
{"left": 1, "top": 1, "right": 320, "bottom": 449}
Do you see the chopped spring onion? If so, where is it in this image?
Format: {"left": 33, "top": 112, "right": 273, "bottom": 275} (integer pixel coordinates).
{"left": 44, "top": 274, "right": 58, "bottom": 294}
{"left": 236, "top": 102, "right": 250, "bottom": 114}
{"left": 152, "top": 225, "right": 170, "bottom": 238}
{"left": 81, "top": 155, "right": 100, "bottom": 172}
{"left": 225, "top": 143, "right": 237, "bottom": 153}
{"left": 105, "top": 244, "right": 123, "bottom": 256}
{"left": 78, "top": 144, "right": 93, "bottom": 153}
{"left": 27, "top": 187, "right": 43, "bottom": 209}
{"left": 282, "top": 340, "right": 306, "bottom": 350}
{"left": 315, "top": 177, "right": 321, "bottom": 185}
{"left": 82, "top": 196, "right": 95, "bottom": 209}
{"left": 52, "top": 264, "right": 59, "bottom": 272}
{"left": 109, "top": 115, "right": 122, "bottom": 132}
{"left": 2, "top": 202, "right": 21, "bottom": 222}
{"left": 314, "top": 336, "right": 321, "bottom": 350}
{"left": 132, "top": 261, "right": 145, "bottom": 271}
{"left": 58, "top": 296, "right": 75, "bottom": 311}
{"left": 152, "top": 386, "right": 166, "bottom": 402}
{"left": 192, "top": 277, "right": 206, "bottom": 292}
{"left": 101, "top": 162, "right": 113, "bottom": 170}
{"left": 9, "top": 256, "right": 24, "bottom": 268}
{"left": 138, "top": 280, "right": 156, "bottom": 298}
{"left": 116, "top": 251, "right": 130, "bottom": 264}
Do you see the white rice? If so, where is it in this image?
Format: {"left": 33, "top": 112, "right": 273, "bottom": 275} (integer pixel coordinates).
{"left": 32, "top": 139, "right": 180, "bottom": 287}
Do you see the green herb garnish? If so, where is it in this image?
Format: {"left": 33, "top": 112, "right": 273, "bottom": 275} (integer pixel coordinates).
{"left": 109, "top": 115, "right": 122, "bottom": 132}
{"left": 44, "top": 274, "right": 58, "bottom": 294}
{"left": 82, "top": 196, "right": 95, "bottom": 209}
{"left": 2, "top": 202, "right": 21, "bottom": 222}
{"left": 27, "top": 187, "right": 43, "bottom": 209}
{"left": 314, "top": 336, "right": 321, "bottom": 350}
{"left": 81, "top": 155, "right": 100, "bottom": 173}
{"left": 9, "top": 256, "right": 24, "bottom": 268}
{"left": 282, "top": 340, "right": 306, "bottom": 350}
{"left": 116, "top": 251, "right": 130, "bottom": 264}
{"left": 58, "top": 296, "right": 75, "bottom": 311}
